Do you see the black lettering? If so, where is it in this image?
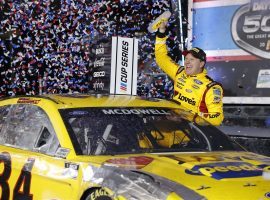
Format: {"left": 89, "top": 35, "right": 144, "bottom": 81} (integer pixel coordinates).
{"left": 13, "top": 158, "right": 35, "bottom": 200}
{"left": 122, "top": 51, "right": 128, "bottom": 58}
{"left": 178, "top": 93, "right": 196, "bottom": 105}
{"left": 209, "top": 113, "right": 220, "bottom": 118}
{"left": 121, "top": 61, "right": 128, "bottom": 67}
{"left": 0, "top": 152, "right": 11, "bottom": 200}
{"left": 121, "top": 76, "right": 127, "bottom": 83}
{"left": 121, "top": 67, "right": 127, "bottom": 83}
{"left": 122, "top": 41, "right": 129, "bottom": 53}
{"left": 122, "top": 41, "right": 129, "bottom": 46}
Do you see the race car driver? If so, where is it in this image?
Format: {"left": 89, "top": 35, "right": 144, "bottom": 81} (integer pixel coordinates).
{"left": 154, "top": 21, "right": 224, "bottom": 126}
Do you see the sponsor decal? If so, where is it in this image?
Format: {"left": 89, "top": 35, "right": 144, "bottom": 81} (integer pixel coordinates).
{"left": 94, "top": 57, "right": 105, "bottom": 68}
{"left": 204, "top": 113, "right": 220, "bottom": 118}
{"left": 120, "top": 81, "right": 127, "bottom": 91}
{"left": 231, "top": 0, "right": 270, "bottom": 59}
{"left": 213, "top": 96, "right": 221, "bottom": 103}
{"left": 93, "top": 71, "right": 106, "bottom": 78}
{"left": 111, "top": 36, "right": 138, "bottom": 95}
{"left": 162, "top": 154, "right": 270, "bottom": 164}
{"left": 256, "top": 69, "right": 270, "bottom": 88}
{"left": 213, "top": 88, "right": 221, "bottom": 96}
{"left": 17, "top": 98, "right": 40, "bottom": 104}
{"left": 90, "top": 188, "right": 110, "bottom": 199}
{"left": 63, "top": 162, "right": 79, "bottom": 179}
{"left": 95, "top": 45, "right": 104, "bottom": 55}
{"left": 194, "top": 79, "right": 203, "bottom": 85}
{"left": 208, "top": 113, "right": 220, "bottom": 119}
{"left": 176, "top": 83, "right": 183, "bottom": 89}
{"left": 185, "top": 162, "right": 270, "bottom": 180}
{"left": 102, "top": 108, "right": 170, "bottom": 115}
{"left": 93, "top": 80, "right": 104, "bottom": 90}
{"left": 160, "top": 155, "right": 225, "bottom": 163}
{"left": 55, "top": 147, "right": 70, "bottom": 158}
{"left": 192, "top": 84, "right": 200, "bottom": 89}
{"left": 120, "top": 40, "right": 129, "bottom": 91}
{"left": 178, "top": 93, "right": 196, "bottom": 105}
{"left": 176, "top": 67, "right": 185, "bottom": 75}
{"left": 65, "top": 162, "right": 79, "bottom": 170}
{"left": 60, "top": 94, "right": 88, "bottom": 98}
{"left": 68, "top": 110, "right": 89, "bottom": 116}
{"left": 191, "top": 47, "right": 200, "bottom": 53}
{"left": 178, "top": 78, "right": 186, "bottom": 83}
{"left": 181, "top": 74, "right": 187, "bottom": 79}
{"left": 185, "top": 89, "right": 193, "bottom": 93}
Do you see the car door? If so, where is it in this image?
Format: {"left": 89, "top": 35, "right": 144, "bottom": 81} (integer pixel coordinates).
{"left": 0, "top": 104, "right": 75, "bottom": 199}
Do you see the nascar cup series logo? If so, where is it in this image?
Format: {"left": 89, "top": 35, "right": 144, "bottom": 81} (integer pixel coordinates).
{"left": 110, "top": 36, "right": 138, "bottom": 95}
{"left": 231, "top": 0, "right": 270, "bottom": 59}
{"left": 120, "top": 40, "right": 129, "bottom": 91}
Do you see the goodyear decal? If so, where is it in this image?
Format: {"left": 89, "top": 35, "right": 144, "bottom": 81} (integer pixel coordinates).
{"left": 89, "top": 188, "right": 110, "bottom": 200}
{"left": 185, "top": 162, "right": 268, "bottom": 180}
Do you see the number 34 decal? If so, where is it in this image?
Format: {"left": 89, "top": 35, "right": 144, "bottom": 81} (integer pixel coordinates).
{"left": 0, "top": 152, "right": 35, "bottom": 200}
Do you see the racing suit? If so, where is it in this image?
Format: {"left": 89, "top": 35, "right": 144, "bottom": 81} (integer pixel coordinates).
{"left": 155, "top": 35, "right": 224, "bottom": 126}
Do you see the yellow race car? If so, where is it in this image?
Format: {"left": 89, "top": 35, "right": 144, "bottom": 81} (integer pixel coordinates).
{"left": 0, "top": 94, "right": 269, "bottom": 200}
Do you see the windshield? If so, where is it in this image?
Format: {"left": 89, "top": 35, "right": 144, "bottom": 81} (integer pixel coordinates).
{"left": 60, "top": 108, "right": 243, "bottom": 155}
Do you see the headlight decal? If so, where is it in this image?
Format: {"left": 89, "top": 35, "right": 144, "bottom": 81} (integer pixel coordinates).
{"left": 105, "top": 156, "right": 154, "bottom": 169}
{"left": 83, "top": 164, "right": 206, "bottom": 200}
{"left": 85, "top": 164, "right": 170, "bottom": 200}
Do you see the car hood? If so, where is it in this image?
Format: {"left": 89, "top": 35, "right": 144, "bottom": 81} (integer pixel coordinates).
{"left": 82, "top": 151, "right": 270, "bottom": 199}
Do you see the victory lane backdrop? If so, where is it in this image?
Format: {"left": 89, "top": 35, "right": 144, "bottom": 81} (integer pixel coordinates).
{"left": 0, "top": 0, "right": 183, "bottom": 98}
{"left": 191, "top": 0, "right": 270, "bottom": 97}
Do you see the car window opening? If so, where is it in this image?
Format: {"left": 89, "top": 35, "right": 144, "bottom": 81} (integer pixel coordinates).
{"left": 60, "top": 108, "right": 244, "bottom": 155}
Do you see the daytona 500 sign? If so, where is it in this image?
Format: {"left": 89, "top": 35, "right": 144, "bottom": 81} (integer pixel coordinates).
{"left": 231, "top": 0, "right": 270, "bottom": 59}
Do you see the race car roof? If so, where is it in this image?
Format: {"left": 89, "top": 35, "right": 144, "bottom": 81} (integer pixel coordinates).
{"left": 0, "top": 94, "right": 181, "bottom": 109}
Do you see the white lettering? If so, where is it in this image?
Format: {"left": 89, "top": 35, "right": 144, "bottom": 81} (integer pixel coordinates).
{"left": 93, "top": 71, "right": 105, "bottom": 78}
{"left": 93, "top": 81, "right": 104, "bottom": 90}
{"left": 94, "top": 58, "right": 105, "bottom": 68}
{"left": 101, "top": 109, "right": 170, "bottom": 115}
{"left": 253, "top": 2, "right": 270, "bottom": 11}
{"left": 96, "top": 47, "right": 104, "bottom": 55}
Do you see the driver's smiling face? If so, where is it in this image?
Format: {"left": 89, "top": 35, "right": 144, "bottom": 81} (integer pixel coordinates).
{"left": 184, "top": 53, "right": 204, "bottom": 76}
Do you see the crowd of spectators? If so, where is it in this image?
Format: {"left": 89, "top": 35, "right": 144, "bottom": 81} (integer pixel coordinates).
{"left": 0, "top": 0, "right": 182, "bottom": 98}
